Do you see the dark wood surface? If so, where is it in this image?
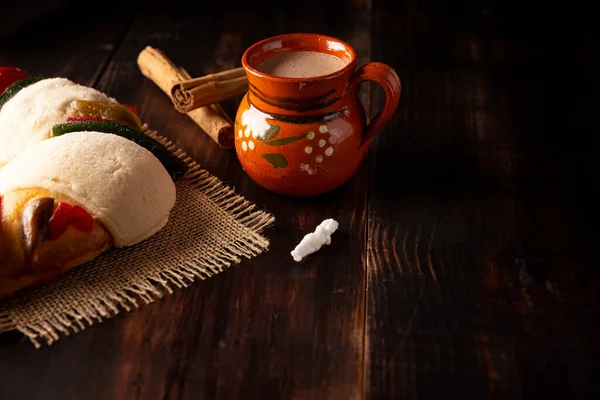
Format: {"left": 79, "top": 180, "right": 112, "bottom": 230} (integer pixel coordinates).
{"left": 0, "top": 0, "right": 599, "bottom": 399}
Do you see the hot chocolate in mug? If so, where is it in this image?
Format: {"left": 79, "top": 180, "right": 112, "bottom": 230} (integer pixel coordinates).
{"left": 235, "top": 33, "right": 401, "bottom": 196}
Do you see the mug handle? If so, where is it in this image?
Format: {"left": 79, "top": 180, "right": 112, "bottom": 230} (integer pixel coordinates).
{"left": 350, "top": 62, "right": 401, "bottom": 153}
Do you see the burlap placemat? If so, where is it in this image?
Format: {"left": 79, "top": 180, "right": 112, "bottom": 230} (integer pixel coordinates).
{"left": 0, "top": 127, "right": 274, "bottom": 348}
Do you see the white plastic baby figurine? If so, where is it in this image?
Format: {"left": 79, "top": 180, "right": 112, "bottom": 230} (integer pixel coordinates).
{"left": 291, "top": 218, "right": 339, "bottom": 262}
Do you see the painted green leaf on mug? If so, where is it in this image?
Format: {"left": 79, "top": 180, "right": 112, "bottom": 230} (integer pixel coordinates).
{"left": 259, "top": 124, "right": 280, "bottom": 141}
{"left": 263, "top": 133, "right": 308, "bottom": 146}
{"left": 261, "top": 153, "right": 288, "bottom": 168}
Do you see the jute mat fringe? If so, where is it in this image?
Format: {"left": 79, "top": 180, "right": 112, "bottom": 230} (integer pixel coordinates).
{"left": 0, "top": 126, "right": 275, "bottom": 348}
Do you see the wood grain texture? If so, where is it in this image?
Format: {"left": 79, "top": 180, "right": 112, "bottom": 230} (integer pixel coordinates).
{"left": 365, "top": 0, "right": 600, "bottom": 399}
{"left": 0, "top": 4, "right": 133, "bottom": 85}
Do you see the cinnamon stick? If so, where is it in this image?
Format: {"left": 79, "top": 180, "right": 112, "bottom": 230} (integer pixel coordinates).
{"left": 171, "top": 69, "right": 248, "bottom": 113}
{"left": 136, "top": 46, "right": 234, "bottom": 149}
{"left": 176, "top": 67, "right": 246, "bottom": 90}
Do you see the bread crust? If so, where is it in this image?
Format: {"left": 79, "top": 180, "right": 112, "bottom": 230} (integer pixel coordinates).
{"left": 0, "top": 189, "right": 113, "bottom": 298}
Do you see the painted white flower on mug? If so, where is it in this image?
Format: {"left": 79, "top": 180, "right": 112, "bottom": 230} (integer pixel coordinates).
{"left": 240, "top": 107, "right": 273, "bottom": 140}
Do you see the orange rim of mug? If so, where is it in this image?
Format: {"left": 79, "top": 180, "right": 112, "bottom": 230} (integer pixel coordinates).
{"left": 241, "top": 33, "right": 358, "bottom": 84}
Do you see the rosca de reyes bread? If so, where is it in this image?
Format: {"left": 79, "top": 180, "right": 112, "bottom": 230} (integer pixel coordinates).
{"left": 0, "top": 131, "right": 177, "bottom": 298}
{"left": 0, "top": 67, "right": 189, "bottom": 297}
{"left": 0, "top": 67, "right": 188, "bottom": 180}
{"left": 0, "top": 76, "right": 118, "bottom": 166}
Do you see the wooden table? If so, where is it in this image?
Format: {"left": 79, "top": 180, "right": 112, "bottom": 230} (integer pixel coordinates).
{"left": 1, "top": 0, "right": 599, "bottom": 398}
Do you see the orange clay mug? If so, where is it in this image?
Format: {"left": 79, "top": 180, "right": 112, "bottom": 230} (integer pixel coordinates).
{"left": 235, "top": 33, "right": 401, "bottom": 196}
